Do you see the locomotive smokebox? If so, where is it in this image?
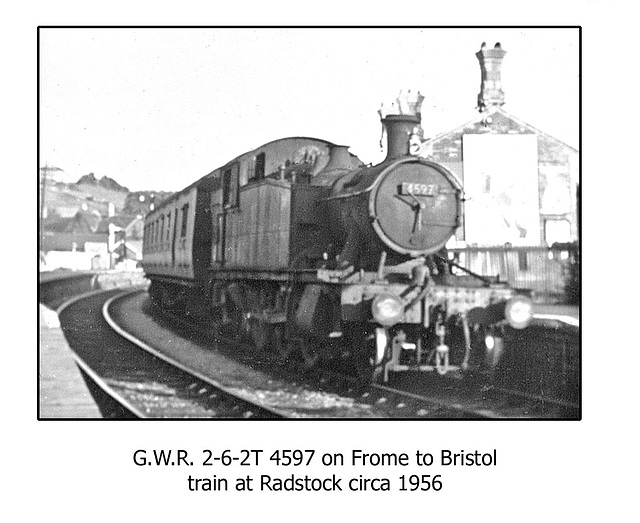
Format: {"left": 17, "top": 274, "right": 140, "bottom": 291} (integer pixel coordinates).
{"left": 324, "top": 91, "right": 462, "bottom": 267}
{"left": 382, "top": 114, "right": 421, "bottom": 161}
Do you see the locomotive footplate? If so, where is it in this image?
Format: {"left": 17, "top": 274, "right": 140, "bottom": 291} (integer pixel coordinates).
{"left": 340, "top": 279, "right": 519, "bottom": 326}
{"left": 339, "top": 273, "right": 532, "bottom": 381}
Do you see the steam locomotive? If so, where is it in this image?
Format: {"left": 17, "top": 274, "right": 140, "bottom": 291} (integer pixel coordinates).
{"left": 142, "top": 92, "right": 533, "bottom": 383}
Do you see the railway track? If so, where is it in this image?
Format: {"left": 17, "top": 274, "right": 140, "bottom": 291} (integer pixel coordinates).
{"left": 297, "top": 357, "right": 579, "bottom": 419}
{"left": 106, "top": 290, "right": 445, "bottom": 418}
{"left": 107, "top": 290, "right": 579, "bottom": 419}
{"left": 56, "top": 290, "right": 284, "bottom": 418}
{"left": 42, "top": 272, "right": 578, "bottom": 419}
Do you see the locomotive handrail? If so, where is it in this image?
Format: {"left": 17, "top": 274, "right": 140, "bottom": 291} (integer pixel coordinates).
{"left": 434, "top": 254, "right": 495, "bottom": 286}
{"left": 404, "top": 279, "right": 434, "bottom": 311}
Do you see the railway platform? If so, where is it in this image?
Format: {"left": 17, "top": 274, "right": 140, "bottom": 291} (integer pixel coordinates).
{"left": 39, "top": 304, "right": 102, "bottom": 418}
{"left": 532, "top": 304, "right": 580, "bottom": 327}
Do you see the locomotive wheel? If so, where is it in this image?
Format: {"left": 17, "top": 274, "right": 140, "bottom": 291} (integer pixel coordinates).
{"left": 277, "top": 336, "right": 321, "bottom": 373}
{"left": 282, "top": 284, "right": 321, "bottom": 371}
{"left": 220, "top": 296, "right": 246, "bottom": 341}
{"left": 454, "top": 324, "right": 502, "bottom": 376}
{"left": 479, "top": 328, "right": 505, "bottom": 376}
{"left": 363, "top": 333, "right": 386, "bottom": 385}
{"left": 353, "top": 341, "right": 384, "bottom": 387}
{"left": 246, "top": 314, "right": 269, "bottom": 353}
{"left": 349, "top": 325, "right": 386, "bottom": 386}
{"left": 161, "top": 286, "right": 177, "bottom": 311}
{"left": 300, "top": 340, "right": 321, "bottom": 370}
{"left": 269, "top": 324, "right": 294, "bottom": 364}
{"left": 148, "top": 281, "right": 161, "bottom": 307}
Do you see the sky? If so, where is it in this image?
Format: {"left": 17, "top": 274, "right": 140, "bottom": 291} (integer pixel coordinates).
{"left": 39, "top": 27, "right": 579, "bottom": 192}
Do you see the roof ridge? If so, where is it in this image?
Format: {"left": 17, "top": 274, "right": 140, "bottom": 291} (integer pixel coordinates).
{"left": 419, "top": 106, "right": 578, "bottom": 153}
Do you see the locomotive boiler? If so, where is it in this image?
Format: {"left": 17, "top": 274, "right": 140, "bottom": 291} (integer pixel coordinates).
{"left": 142, "top": 91, "right": 533, "bottom": 383}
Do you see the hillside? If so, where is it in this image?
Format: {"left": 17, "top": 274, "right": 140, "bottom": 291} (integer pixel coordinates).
{"left": 75, "top": 172, "right": 129, "bottom": 192}
{"left": 42, "top": 171, "right": 173, "bottom": 222}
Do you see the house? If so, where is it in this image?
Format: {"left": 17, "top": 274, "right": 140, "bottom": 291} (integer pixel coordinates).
{"left": 419, "top": 43, "right": 579, "bottom": 248}
{"left": 416, "top": 43, "right": 579, "bottom": 301}
{"left": 40, "top": 211, "right": 145, "bottom": 271}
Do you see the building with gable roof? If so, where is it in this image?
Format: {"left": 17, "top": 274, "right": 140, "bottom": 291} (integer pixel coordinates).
{"left": 419, "top": 42, "right": 579, "bottom": 248}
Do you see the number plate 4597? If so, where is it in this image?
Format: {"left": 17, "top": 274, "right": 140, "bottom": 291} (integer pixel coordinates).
{"left": 399, "top": 183, "right": 438, "bottom": 196}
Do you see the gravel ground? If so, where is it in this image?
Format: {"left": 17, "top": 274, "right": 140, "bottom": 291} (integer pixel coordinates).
{"left": 110, "top": 291, "right": 387, "bottom": 418}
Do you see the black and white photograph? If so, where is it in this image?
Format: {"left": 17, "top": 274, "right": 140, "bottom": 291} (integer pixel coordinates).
{"left": 15, "top": 9, "right": 636, "bottom": 521}
{"left": 38, "top": 27, "right": 580, "bottom": 420}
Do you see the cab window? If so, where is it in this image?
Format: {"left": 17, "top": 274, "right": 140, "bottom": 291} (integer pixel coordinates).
{"left": 181, "top": 204, "right": 189, "bottom": 237}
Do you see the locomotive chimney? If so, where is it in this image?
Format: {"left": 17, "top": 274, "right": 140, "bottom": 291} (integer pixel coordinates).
{"left": 382, "top": 114, "right": 421, "bottom": 160}
{"left": 476, "top": 42, "right": 507, "bottom": 112}
{"left": 379, "top": 90, "right": 424, "bottom": 161}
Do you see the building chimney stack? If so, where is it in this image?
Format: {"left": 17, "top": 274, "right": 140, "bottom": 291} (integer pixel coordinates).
{"left": 476, "top": 42, "right": 507, "bottom": 112}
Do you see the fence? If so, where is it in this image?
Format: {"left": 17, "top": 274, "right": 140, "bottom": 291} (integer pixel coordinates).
{"left": 447, "top": 244, "right": 579, "bottom": 303}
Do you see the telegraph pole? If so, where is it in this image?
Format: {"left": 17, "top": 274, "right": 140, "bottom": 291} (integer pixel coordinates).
{"left": 39, "top": 165, "right": 49, "bottom": 259}
{"left": 39, "top": 164, "right": 60, "bottom": 265}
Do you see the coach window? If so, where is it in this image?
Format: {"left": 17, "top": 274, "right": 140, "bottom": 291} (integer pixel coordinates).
{"left": 160, "top": 216, "right": 165, "bottom": 244}
{"left": 166, "top": 213, "right": 171, "bottom": 241}
{"left": 181, "top": 204, "right": 189, "bottom": 238}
